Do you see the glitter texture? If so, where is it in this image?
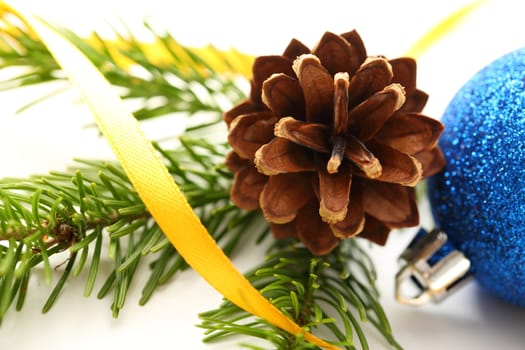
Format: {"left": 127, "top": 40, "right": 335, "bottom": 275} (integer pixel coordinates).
{"left": 429, "top": 48, "right": 525, "bottom": 307}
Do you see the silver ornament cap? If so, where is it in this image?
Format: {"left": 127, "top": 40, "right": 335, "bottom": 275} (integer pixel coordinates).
{"left": 396, "top": 229, "right": 472, "bottom": 306}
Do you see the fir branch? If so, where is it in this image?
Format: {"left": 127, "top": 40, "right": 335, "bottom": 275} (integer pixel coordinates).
{"left": 0, "top": 137, "right": 265, "bottom": 321}
{"left": 0, "top": 10, "right": 249, "bottom": 119}
{"left": 199, "top": 240, "right": 402, "bottom": 350}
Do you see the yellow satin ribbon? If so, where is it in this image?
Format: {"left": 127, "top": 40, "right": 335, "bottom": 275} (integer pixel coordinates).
{"left": 0, "top": 1, "right": 487, "bottom": 349}
{"left": 0, "top": 1, "right": 338, "bottom": 349}
{"left": 404, "top": 0, "right": 487, "bottom": 58}
{"left": 82, "top": 35, "right": 253, "bottom": 78}
{"left": 0, "top": 6, "right": 253, "bottom": 78}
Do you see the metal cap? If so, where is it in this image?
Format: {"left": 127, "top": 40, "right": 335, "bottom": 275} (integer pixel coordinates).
{"left": 395, "top": 229, "right": 472, "bottom": 306}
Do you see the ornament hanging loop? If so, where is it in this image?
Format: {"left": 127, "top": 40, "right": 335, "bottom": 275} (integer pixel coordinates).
{"left": 395, "top": 229, "right": 472, "bottom": 306}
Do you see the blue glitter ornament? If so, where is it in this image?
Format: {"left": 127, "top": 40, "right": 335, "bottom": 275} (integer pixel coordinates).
{"left": 427, "top": 47, "right": 525, "bottom": 307}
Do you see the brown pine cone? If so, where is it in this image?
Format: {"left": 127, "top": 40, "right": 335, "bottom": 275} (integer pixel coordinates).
{"left": 224, "top": 30, "right": 445, "bottom": 255}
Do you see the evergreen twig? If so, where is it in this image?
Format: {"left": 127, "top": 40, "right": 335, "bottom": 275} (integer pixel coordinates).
{"left": 200, "top": 240, "right": 403, "bottom": 350}
{"left": 0, "top": 138, "right": 265, "bottom": 321}
{"left": 0, "top": 10, "right": 250, "bottom": 119}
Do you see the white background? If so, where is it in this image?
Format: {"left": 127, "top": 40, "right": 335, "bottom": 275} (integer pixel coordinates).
{"left": 1, "top": 1, "right": 525, "bottom": 349}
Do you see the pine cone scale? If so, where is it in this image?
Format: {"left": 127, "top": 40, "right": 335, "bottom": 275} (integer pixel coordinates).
{"left": 296, "top": 199, "right": 340, "bottom": 255}
{"left": 344, "top": 135, "right": 382, "bottom": 178}
{"left": 374, "top": 112, "right": 444, "bottom": 154}
{"left": 292, "top": 54, "right": 334, "bottom": 123}
{"left": 366, "top": 140, "right": 422, "bottom": 186}
{"left": 261, "top": 73, "right": 305, "bottom": 118}
{"left": 340, "top": 30, "right": 367, "bottom": 72}
{"left": 224, "top": 100, "right": 263, "bottom": 126}
{"left": 401, "top": 89, "right": 429, "bottom": 112}
{"left": 361, "top": 181, "right": 419, "bottom": 227}
{"left": 347, "top": 57, "right": 393, "bottom": 107}
{"left": 270, "top": 222, "right": 297, "bottom": 239}
{"left": 331, "top": 183, "right": 365, "bottom": 238}
{"left": 348, "top": 83, "right": 406, "bottom": 141}
{"left": 389, "top": 57, "right": 429, "bottom": 113}
{"left": 225, "top": 151, "right": 247, "bottom": 173}
{"left": 389, "top": 58, "right": 417, "bottom": 92}
{"left": 251, "top": 56, "right": 294, "bottom": 103}
{"left": 359, "top": 215, "right": 390, "bottom": 245}
{"left": 282, "top": 38, "right": 310, "bottom": 60}
{"left": 254, "top": 138, "right": 316, "bottom": 175}
{"left": 333, "top": 72, "right": 351, "bottom": 136}
{"left": 318, "top": 163, "right": 352, "bottom": 224}
{"left": 260, "top": 173, "right": 314, "bottom": 224}
{"left": 274, "top": 117, "right": 330, "bottom": 153}
{"left": 228, "top": 112, "right": 278, "bottom": 159}
{"left": 312, "top": 32, "right": 356, "bottom": 76}
{"left": 230, "top": 166, "right": 267, "bottom": 211}
{"left": 414, "top": 147, "right": 446, "bottom": 177}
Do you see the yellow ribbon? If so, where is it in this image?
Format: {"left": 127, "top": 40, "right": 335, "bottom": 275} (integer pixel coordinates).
{"left": 0, "top": 1, "right": 338, "bottom": 349}
{"left": 404, "top": 0, "right": 488, "bottom": 58}
{"left": 0, "top": 5, "right": 253, "bottom": 78}
{"left": 82, "top": 35, "right": 254, "bottom": 78}
{"left": 0, "top": 1, "right": 488, "bottom": 349}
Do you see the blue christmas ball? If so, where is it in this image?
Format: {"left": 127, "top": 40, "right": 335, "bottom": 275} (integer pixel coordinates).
{"left": 428, "top": 48, "right": 525, "bottom": 307}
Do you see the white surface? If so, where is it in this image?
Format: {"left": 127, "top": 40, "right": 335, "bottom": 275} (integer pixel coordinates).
{"left": 2, "top": 1, "right": 525, "bottom": 349}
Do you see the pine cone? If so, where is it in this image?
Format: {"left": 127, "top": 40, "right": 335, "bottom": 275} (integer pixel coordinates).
{"left": 224, "top": 30, "right": 445, "bottom": 255}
